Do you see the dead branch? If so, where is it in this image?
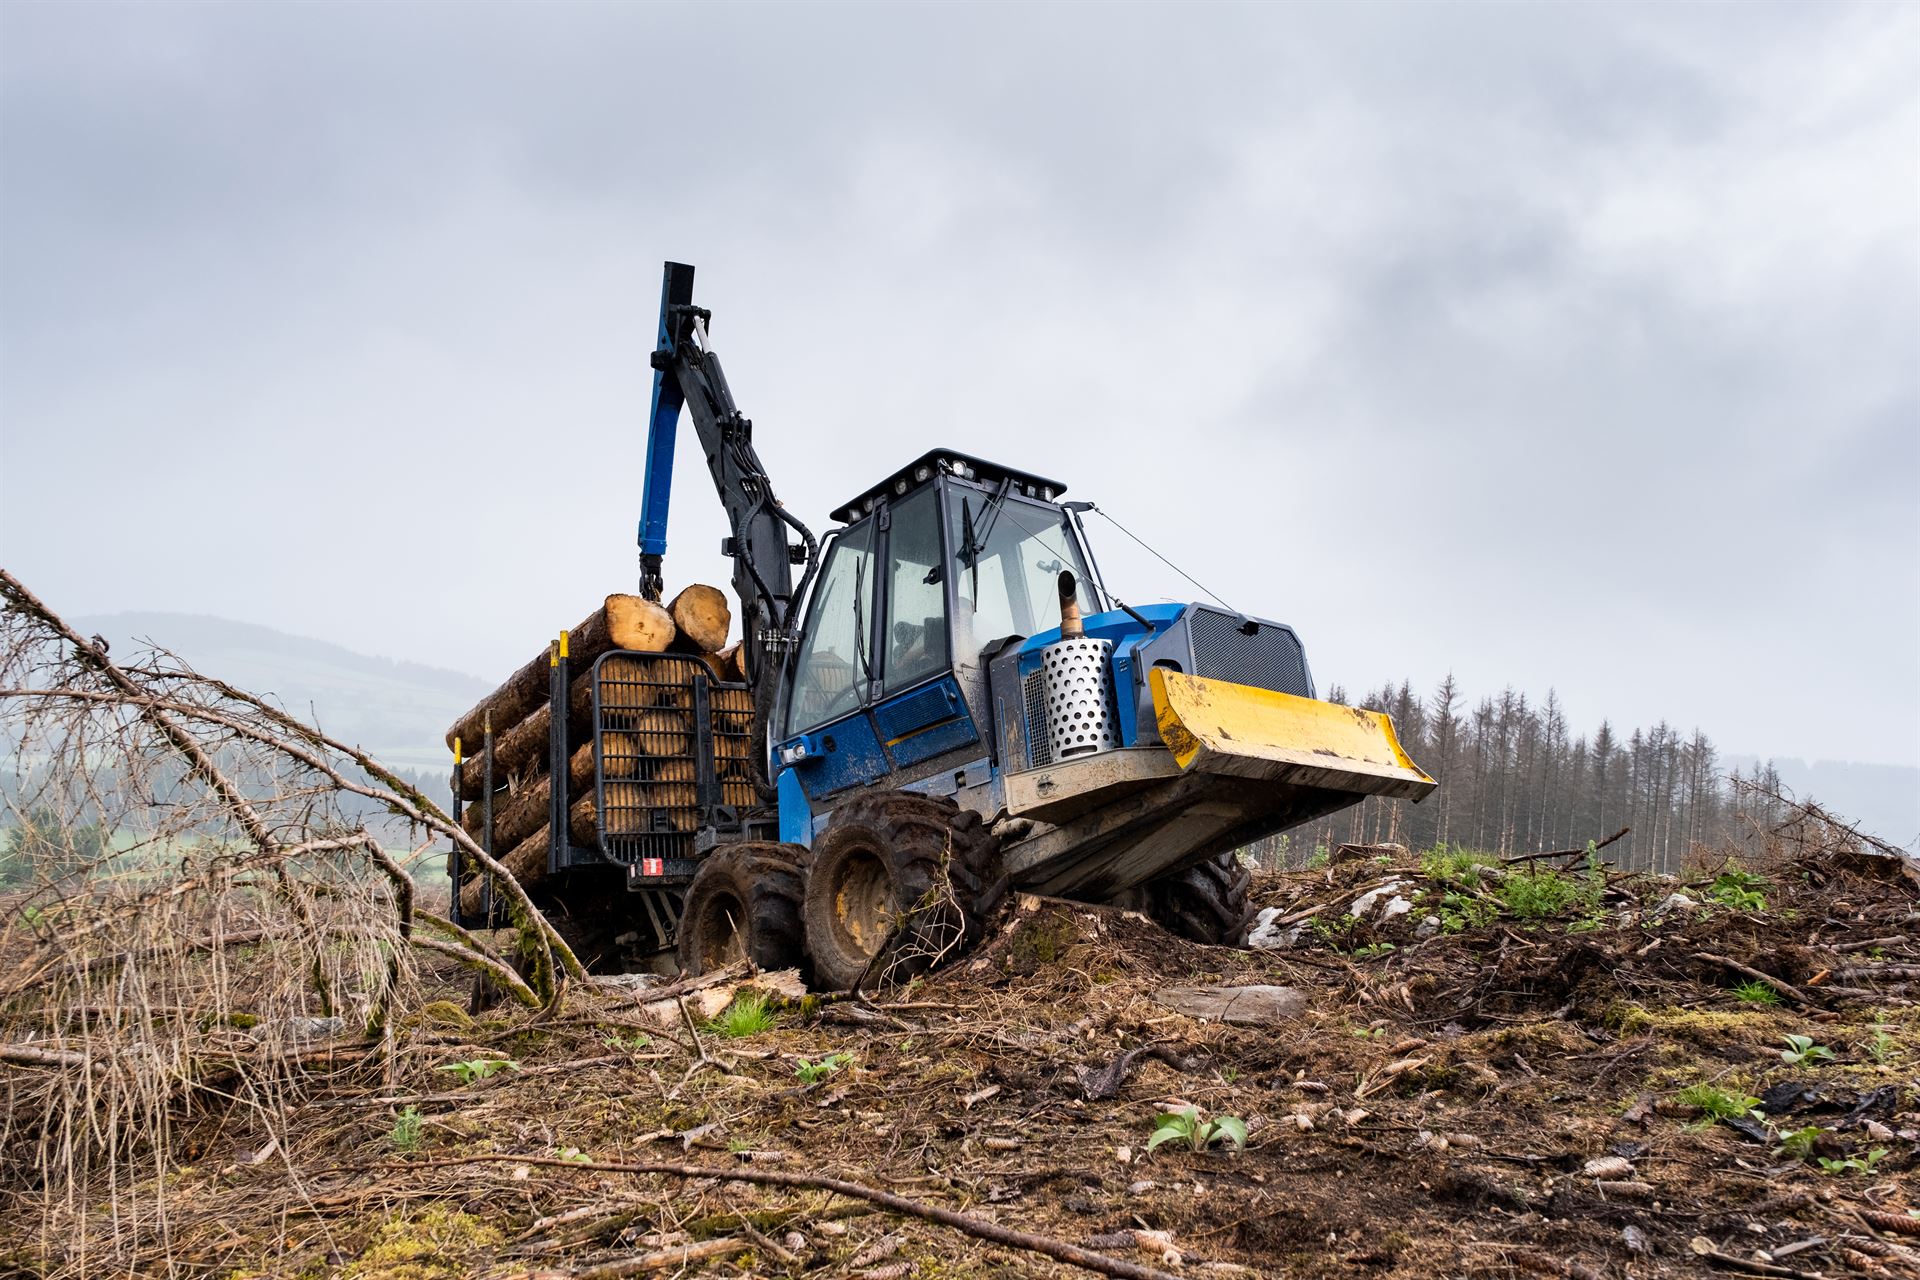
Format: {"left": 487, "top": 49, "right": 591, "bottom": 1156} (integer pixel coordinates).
{"left": 0, "top": 1043, "right": 106, "bottom": 1072}
{"left": 569, "top": 1237, "right": 751, "bottom": 1277}
{"left": 1692, "top": 953, "right": 1814, "bottom": 1006}
{"left": 378, "top": 1152, "right": 1185, "bottom": 1280}
{"left": 0, "top": 565, "right": 580, "bottom": 1271}
{"left": 0, "top": 681, "right": 582, "bottom": 985}
{"left": 409, "top": 936, "right": 539, "bottom": 1007}
{"left": 1501, "top": 826, "right": 1631, "bottom": 865}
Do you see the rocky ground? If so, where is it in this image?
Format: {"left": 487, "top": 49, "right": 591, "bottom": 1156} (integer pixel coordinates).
{"left": 12, "top": 829, "right": 1920, "bottom": 1279}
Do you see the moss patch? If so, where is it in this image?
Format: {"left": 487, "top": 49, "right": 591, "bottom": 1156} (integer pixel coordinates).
{"left": 342, "top": 1207, "right": 503, "bottom": 1280}
{"left": 416, "top": 1000, "right": 472, "bottom": 1029}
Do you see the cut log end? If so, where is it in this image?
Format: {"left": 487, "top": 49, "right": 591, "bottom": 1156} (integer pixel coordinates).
{"left": 668, "top": 584, "right": 731, "bottom": 654}
{"left": 606, "top": 594, "right": 676, "bottom": 653}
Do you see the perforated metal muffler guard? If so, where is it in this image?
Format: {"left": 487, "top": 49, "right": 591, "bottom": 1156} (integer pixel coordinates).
{"left": 1041, "top": 637, "right": 1117, "bottom": 760}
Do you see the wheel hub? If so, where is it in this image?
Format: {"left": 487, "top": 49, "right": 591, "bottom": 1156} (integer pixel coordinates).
{"left": 693, "top": 890, "right": 748, "bottom": 969}
{"left": 831, "top": 848, "right": 893, "bottom": 960}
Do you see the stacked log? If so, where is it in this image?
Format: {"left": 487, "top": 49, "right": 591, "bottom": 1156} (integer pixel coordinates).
{"left": 451, "top": 586, "right": 744, "bottom": 917}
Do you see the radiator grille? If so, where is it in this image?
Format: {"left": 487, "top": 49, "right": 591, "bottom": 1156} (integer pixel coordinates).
{"left": 594, "top": 653, "right": 755, "bottom": 867}
{"left": 1188, "top": 609, "right": 1311, "bottom": 697}
{"left": 1022, "top": 670, "right": 1052, "bottom": 768}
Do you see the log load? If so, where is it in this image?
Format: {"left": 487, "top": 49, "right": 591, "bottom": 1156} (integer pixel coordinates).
{"left": 444, "top": 594, "right": 674, "bottom": 754}
{"left": 458, "top": 795, "right": 597, "bottom": 917}
{"left": 460, "top": 741, "right": 597, "bottom": 852}
{"left": 451, "top": 582, "right": 750, "bottom": 917}
{"left": 455, "top": 671, "right": 595, "bottom": 800}
{"left": 668, "top": 584, "right": 731, "bottom": 655}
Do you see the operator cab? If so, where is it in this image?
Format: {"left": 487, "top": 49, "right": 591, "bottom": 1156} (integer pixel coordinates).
{"left": 777, "top": 451, "right": 1103, "bottom": 798}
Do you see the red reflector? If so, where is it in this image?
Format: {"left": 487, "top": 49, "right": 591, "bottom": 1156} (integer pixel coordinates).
{"left": 642, "top": 857, "right": 664, "bottom": 877}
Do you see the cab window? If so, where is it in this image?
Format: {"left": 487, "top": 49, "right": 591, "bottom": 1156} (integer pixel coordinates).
{"left": 786, "top": 522, "right": 875, "bottom": 734}
{"left": 883, "top": 485, "right": 949, "bottom": 693}
{"left": 948, "top": 492, "right": 1095, "bottom": 648}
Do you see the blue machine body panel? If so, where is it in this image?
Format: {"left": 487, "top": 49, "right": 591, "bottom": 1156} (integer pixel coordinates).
{"left": 873, "top": 676, "right": 978, "bottom": 767}
{"left": 776, "top": 766, "right": 813, "bottom": 844}
{"left": 775, "top": 673, "right": 982, "bottom": 832}
{"left": 784, "top": 711, "right": 892, "bottom": 801}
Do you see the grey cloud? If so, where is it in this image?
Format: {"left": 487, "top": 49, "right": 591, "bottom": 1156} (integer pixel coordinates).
{"left": 1, "top": 0, "right": 1913, "bottom": 769}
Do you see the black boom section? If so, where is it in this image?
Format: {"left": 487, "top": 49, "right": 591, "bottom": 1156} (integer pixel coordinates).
{"left": 645, "top": 263, "right": 820, "bottom": 798}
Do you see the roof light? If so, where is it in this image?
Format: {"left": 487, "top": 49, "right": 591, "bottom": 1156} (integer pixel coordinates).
{"left": 894, "top": 478, "right": 908, "bottom": 494}
{"left": 914, "top": 465, "right": 931, "bottom": 482}
{"left": 863, "top": 496, "right": 875, "bottom": 512}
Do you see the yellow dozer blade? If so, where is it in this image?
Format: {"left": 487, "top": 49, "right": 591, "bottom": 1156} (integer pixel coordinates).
{"left": 1151, "top": 669, "right": 1436, "bottom": 802}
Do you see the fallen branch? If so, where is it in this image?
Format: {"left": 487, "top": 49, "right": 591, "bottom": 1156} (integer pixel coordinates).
{"left": 1691, "top": 953, "right": 1814, "bottom": 1006}
{"left": 572, "top": 1237, "right": 751, "bottom": 1277}
{"left": 1831, "top": 936, "right": 1908, "bottom": 954}
{"left": 409, "top": 936, "right": 539, "bottom": 1007}
{"left": 1689, "top": 1241, "right": 1821, "bottom": 1279}
{"left": 377, "top": 1153, "right": 1184, "bottom": 1280}
{"left": 1501, "top": 827, "right": 1630, "bottom": 865}
{"left": 0, "top": 1043, "right": 107, "bottom": 1073}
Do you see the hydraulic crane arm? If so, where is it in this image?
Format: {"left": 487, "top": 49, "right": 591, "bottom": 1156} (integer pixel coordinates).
{"left": 639, "top": 262, "right": 818, "bottom": 777}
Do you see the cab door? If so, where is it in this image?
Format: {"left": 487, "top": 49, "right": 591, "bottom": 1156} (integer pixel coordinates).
{"left": 778, "top": 519, "right": 890, "bottom": 799}
{"left": 777, "top": 483, "right": 982, "bottom": 805}
{"left": 870, "top": 484, "right": 977, "bottom": 768}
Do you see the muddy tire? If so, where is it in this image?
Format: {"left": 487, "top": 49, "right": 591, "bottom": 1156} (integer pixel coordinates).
{"left": 677, "top": 842, "right": 809, "bottom": 976}
{"left": 1143, "top": 852, "right": 1255, "bottom": 946}
{"left": 802, "top": 792, "right": 1003, "bottom": 991}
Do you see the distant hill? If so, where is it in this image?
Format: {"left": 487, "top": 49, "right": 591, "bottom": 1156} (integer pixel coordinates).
{"left": 1723, "top": 755, "right": 1920, "bottom": 852}
{"left": 73, "top": 612, "right": 487, "bottom": 775}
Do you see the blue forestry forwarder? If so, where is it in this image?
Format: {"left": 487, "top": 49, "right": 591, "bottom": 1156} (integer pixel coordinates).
{"left": 452, "top": 262, "right": 1435, "bottom": 988}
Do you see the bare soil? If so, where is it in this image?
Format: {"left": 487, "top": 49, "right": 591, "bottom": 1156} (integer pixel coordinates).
{"left": 12, "top": 843, "right": 1919, "bottom": 1279}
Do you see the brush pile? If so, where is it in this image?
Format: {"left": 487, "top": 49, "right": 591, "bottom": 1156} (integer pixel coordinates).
{"left": 0, "top": 569, "right": 582, "bottom": 1274}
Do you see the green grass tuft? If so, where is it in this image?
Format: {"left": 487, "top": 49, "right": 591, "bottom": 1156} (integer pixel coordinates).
{"left": 708, "top": 992, "right": 777, "bottom": 1038}
{"left": 1420, "top": 845, "right": 1499, "bottom": 885}
{"left": 1675, "top": 1082, "right": 1762, "bottom": 1125}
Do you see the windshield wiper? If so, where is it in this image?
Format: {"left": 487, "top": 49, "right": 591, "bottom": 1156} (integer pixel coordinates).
{"left": 851, "top": 557, "right": 874, "bottom": 687}
{"left": 957, "top": 479, "right": 1013, "bottom": 600}
{"left": 960, "top": 499, "right": 979, "bottom": 603}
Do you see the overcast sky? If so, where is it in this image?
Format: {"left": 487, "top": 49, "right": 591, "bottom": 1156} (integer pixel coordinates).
{"left": 1, "top": 1, "right": 1914, "bottom": 768}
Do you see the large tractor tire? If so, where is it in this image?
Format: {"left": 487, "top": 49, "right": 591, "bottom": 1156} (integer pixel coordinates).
{"left": 802, "top": 792, "right": 1003, "bottom": 991}
{"left": 677, "top": 842, "right": 809, "bottom": 976}
{"left": 1127, "top": 852, "right": 1256, "bottom": 946}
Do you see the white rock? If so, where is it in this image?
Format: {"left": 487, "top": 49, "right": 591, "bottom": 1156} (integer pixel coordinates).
{"left": 1653, "top": 893, "right": 1699, "bottom": 916}
{"left": 1247, "top": 907, "right": 1303, "bottom": 950}
{"left": 1350, "top": 880, "right": 1410, "bottom": 919}
{"left": 1415, "top": 915, "right": 1442, "bottom": 939}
